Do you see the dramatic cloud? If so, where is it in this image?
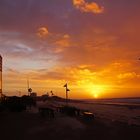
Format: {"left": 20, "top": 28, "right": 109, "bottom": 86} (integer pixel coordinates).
{"left": 0, "top": 0, "right": 140, "bottom": 98}
{"left": 73, "top": 0, "right": 104, "bottom": 14}
{"left": 37, "top": 27, "right": 49, "bottom": 38}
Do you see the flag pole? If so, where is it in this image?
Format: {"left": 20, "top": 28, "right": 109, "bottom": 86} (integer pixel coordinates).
{"left": 64, "top": 83, "right": 70, "bottom": 106}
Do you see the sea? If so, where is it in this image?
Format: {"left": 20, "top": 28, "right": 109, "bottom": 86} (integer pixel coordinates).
{"left": 84, "top": 97, "right": 140, "bottom": 108}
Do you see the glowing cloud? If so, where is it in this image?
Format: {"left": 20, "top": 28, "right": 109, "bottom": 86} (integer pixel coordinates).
{"left": 118, "top": 72, "right": 140, "bottom": 80}
{"left": 54, "top": 34, "right": 71, "bottom": 53}
{"left": 73, "top": 0, "right": 104, "bottom": 14}
{"left": 37, "top": 27, "right": 49, "bottom": 38}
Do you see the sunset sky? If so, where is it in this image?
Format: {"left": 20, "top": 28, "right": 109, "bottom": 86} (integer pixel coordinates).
{"left": 0, "top": 0, "right": 140, "bottom": 98}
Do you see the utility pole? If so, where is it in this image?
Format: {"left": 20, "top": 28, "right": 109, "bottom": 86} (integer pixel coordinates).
{"left": 27, "top": 78, "right": 29, "bottom": 96}
{"left": 27, "top": 78, "right": 32, "bottom": 96}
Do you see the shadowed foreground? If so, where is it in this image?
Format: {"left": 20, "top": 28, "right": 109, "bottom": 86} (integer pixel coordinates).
{"left": 0, "top": 108, "right": 140, "bottom": 140}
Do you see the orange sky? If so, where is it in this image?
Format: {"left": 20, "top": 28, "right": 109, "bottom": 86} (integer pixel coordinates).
{"left": 0, "top": 0, "right": 140, "bottom": 98}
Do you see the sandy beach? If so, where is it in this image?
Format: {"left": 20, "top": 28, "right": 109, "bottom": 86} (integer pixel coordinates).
{"left": 1, "top": 0, "right": 140, "bottom": 139}
{"left": 0, "top": 100, "right": 140, "bottom": 140}
{"left": 68, "top": 101, "right": 140, "bottom": 125}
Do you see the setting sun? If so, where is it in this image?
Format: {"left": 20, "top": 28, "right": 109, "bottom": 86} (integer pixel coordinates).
{"left": 0, "top": 1, "right": 140, "bottom": 140}
{"left": 0, "top": 0, "right": 140, "bottom": 99}
{"left": 93, "top": 93, "right": 98, "bottom": 98}
{"left": 90, "top": 85, "right": 107, "bottom": 98}
{"left": 79, "top": 82, "right": 108, "bottom": 98}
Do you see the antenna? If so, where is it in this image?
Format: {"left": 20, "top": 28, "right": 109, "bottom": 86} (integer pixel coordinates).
{"left": 27, "top": 77, "right": 30, "bottom": 96}
{"left": 27, "top": 77, "right": 32, "bottom": 96}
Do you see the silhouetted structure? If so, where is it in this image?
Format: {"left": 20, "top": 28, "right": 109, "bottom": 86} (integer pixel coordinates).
{"left": 27, "top": 78, "right": 32, "bottom": 96}
{"left": 59, "top": 106, "right": 80, "bottom": 116}
{"left": 64, "top": 83, "right": 70, "bottom": 105}
{"left": 30, "top": 92, "right": 37, "bottom": 98}
{"left": 0, "top": 55, "right": 2, "bottom": 98}
{"left": 50, "top": 90, "right": 54, "bottom": 96}
{"left": 0, "top": 95, "right": 36, "bottom": 112}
